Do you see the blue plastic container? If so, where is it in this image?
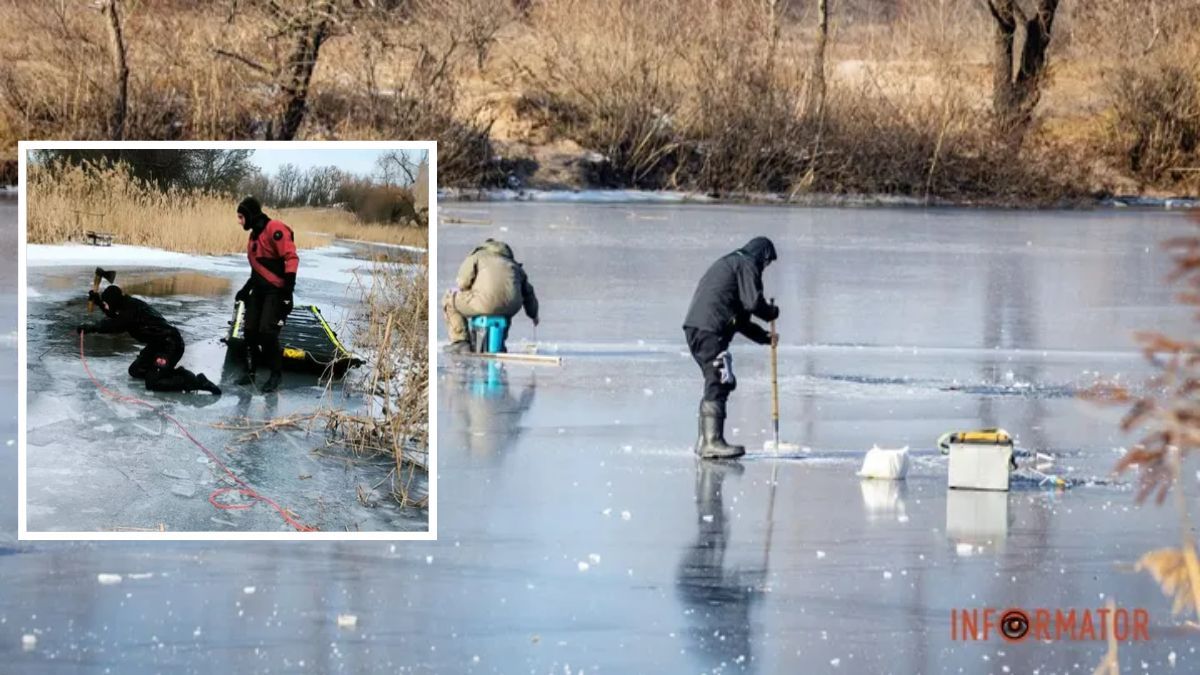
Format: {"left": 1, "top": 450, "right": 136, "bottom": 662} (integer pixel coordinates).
{"left": 469, "top": 315, "right": 509, "bottom": 353}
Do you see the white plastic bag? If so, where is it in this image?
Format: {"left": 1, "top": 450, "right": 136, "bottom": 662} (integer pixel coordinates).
{"left": 857, "top": 446, "right": 910, "bottom": 480}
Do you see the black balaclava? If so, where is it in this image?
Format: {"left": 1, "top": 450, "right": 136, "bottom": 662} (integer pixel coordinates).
{"left": 739, "top": 237, "right": 777, "bottom": 271}
{"left": 100, "top": 285, "right": 125, "bottom": 317}
{"left": 237, "top": 196, "right": 269, "bottom": 233}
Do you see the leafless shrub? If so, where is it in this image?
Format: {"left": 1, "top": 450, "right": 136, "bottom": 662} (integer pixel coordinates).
{"left": 1108, "top": 63, "right": 1200, "bottom": 188}
{"left": 321, "top": 258, "right": 428, "bottom": 507}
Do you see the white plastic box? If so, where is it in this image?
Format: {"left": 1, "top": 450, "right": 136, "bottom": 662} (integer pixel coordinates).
{"left": 947, "top": 442, "right": 1012, "bottom": 491}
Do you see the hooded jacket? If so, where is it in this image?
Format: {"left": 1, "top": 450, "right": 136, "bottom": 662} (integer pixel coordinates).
{"left": 455, "top": 239, "right": 539, "bottom": 320}
{"left": 92, "top": 286, "right": 183, "bottom": 346}
{"left": 683, "top": 237, "right": 778, "bottom": 342}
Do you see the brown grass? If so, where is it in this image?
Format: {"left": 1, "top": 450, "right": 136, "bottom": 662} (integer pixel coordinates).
{"left": 3, "top": 0, "right": 1200, "bottom": 198}
{"left": 26, "top": 162, "right": 426, "bottom": 254}
{"left": 319, "top": 258, "right": 429, "bottom": 508}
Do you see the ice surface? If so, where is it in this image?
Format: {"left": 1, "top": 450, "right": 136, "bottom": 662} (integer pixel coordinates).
{"left": 24, "top": 254, "right": 426, "bottom": 533}
{"left": 1, "top": 199, "right": 1197, "bottom": 673}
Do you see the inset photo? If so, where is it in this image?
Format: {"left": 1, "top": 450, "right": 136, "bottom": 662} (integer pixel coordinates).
{"left": 18, "top": 141, "right": 435, "bottom": 539}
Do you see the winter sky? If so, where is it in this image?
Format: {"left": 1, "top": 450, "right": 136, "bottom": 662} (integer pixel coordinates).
{"left": 250, "top": 148, "right": 427, "bottom": 179}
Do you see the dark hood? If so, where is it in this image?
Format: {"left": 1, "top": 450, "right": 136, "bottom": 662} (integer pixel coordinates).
{"left": 100, "top": 285, "right": 125, "bottom": 317}
{"left": 738, "top": 237, "right": 777, "bottom": 271}
{"left": 238, "top": 196, "right": 269, "bottom": 232}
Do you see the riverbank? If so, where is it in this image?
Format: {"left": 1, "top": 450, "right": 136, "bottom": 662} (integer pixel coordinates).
{"left": 3, "top": 3, "right": 1199, "bottom": 204}
{"left": 439, "top": 187, "right": 1200, "bottom": 211}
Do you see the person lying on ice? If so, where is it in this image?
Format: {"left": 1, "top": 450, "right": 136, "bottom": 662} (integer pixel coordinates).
{"left": 443, "top": 238, "right": 539, "bottom": 354}
{"left": 234, "top": 196, "right": 299, "bottom": 393}
{"left": 77, "top": 285, "right": 221, "bottom": 396}
{"left": 683, "top": 236, "right": 779, "bottom": 460}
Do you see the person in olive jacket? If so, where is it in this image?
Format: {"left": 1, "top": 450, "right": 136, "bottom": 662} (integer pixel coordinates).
{"left": 443, "top": 239, "right": 539, "bottom": 354}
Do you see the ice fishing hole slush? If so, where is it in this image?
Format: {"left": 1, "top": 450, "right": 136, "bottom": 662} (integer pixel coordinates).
{"left": 763, "top": 299, "right": 801, "bottom": 453}
{"left": 77, "top": 332, "right": 317, "bottom": 532}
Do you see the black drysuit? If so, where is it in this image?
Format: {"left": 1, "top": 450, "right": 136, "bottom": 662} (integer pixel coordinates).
{"left": 682, "top": 237, "right": 779, "bottom": 403}
{"left": 83, "top": 287, "right": 212, "bottom": 393}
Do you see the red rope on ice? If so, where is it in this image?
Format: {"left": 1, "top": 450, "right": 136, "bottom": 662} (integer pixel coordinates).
{"left": 78, "top": 332, "right": 317, "bottom": 532}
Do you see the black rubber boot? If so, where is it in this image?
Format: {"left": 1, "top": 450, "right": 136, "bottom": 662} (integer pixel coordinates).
{"left": 261, "top": 370, "right": 282, "bottom": 393}
{"left": 236, "top": 350, "right": 256, "bottom": 386}
{"left": 697, "top": 400, "right": 745, "bottom": 460}
{"left": 196, "top": 373, "right": 222, "bottom": 396}
{"left": 445, "top": 341, "right": 472, "bottom": 355}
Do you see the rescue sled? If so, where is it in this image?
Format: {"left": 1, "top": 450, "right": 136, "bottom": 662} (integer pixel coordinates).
{"left": 223, "top": 300, "right": 363, "bottom": 377}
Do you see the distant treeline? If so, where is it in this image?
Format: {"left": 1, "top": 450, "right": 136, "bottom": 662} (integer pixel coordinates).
{"left": 33, "top": 149, "right": 426, "bottom": 225}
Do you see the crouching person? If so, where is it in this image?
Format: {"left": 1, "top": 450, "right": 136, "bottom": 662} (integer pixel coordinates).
{"left": 443, "top": 239, "right": 539, "bottom": 354}
{"left": 77, "top": 285, "right": 221, "bottom": 396}
{"left": 682, "top": 237, "right": 779, "bottom": 460}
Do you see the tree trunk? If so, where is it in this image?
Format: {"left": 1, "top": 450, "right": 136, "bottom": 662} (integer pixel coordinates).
{"left": 808, "top": 0, "right": 830, "bottom": 118}
{"left": 987, "top": 0, "right": 1060, "bottom": 141}
{"left": 271, "top": 0, "right": 334, "bottom": 141}
{"left": 101, "top": 0, "right": 129, "bottom": 140}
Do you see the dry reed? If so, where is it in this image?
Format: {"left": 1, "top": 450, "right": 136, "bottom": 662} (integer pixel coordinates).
{"left": 26, "top": 162, "right": 426, "bottom": 254}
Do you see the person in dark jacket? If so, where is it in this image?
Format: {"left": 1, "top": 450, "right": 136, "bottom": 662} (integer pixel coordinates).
{"left": 682, "top": 237, "right": 779, "bottom": 460}
{"left": 234, "top": 196, "right": 299, "bottom": 393}
{"left": 77, "top": 285, "right": 221, "bottom": 395}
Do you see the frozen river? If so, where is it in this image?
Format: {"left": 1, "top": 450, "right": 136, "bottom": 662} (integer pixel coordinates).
{"left": 2, "top": 197, "right": 1198, "bottom": 673}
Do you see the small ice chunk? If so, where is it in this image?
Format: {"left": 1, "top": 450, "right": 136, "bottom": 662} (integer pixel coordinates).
{"left": 97, "top": 573, "right": 122, "bottom": 585}
{"left": 702, "top": 514, "right": 714, "bottom": 523}
{"left": 831, "top": 658, "right": 840, "bottom": 667}
{"left": 621, "top": 510, "right": 632, "bottom": 521}
{"left": 425, "top": 556, "right": 434, "bottom": 565}
{"left": 602, "top": 508, "right": 612, "bottom": 517}
{"left": 243, "top": 586, "right": 256, "bottom": 595}
{"left": 642, "top": 388, "right": 654, "bottom": 396}
{"left": 161, "top": 469, "right": 189, "bottom": 480}
{"left": 1168, "top": 651, "right": 1176, "bottom": 667}
{"left": 883, "top": 571, "right": 893, "bottom": 580}
{"left": 816, "top": 551, "right": 826, "bottom": 559}
{"left": 5, "top": 439, "right": 13, "bottom": 447}
{"left": 336, "top": 614, "right": 358, "bottom": 628}
{"left": 127, "top": 573, "right": 153, "bottom": 580}
{"left": 577, "top": 561, "right": 590, "bottom": 572}
{"left": 588, "top": 553, "right": 601, "bottom": 565}
{"left": 93, "top": 424, "right": 115, "bottom": 433}
{"left": 956, "top": 543, "right": 974, "bottom": 556}
{"left": 21, "top": 634, "right": 36, "bottom": 650}
{"left": 621, "top": 445, "right": 632, "bottom": 453}
{"left": 171, "top": 483, "right": 196, "bottom": 498}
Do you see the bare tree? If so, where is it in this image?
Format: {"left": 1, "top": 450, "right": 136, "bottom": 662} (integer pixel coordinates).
{"left": 375, "top": 150, "right": 420, "bottom": 186}
{"left": 99, "top": 0, "right": 129, "bottom": 140}
{"left": 984, "top": 0, "right": 1061, "bottom": 140}
{"left": 216, "top": 0, "right": 347, "bottom": 140}
{"left": 437, "top": 0, "right": 516, "bottom": 72}
{"left": 808, "top": 0, "right": 830, "bottom": 118}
